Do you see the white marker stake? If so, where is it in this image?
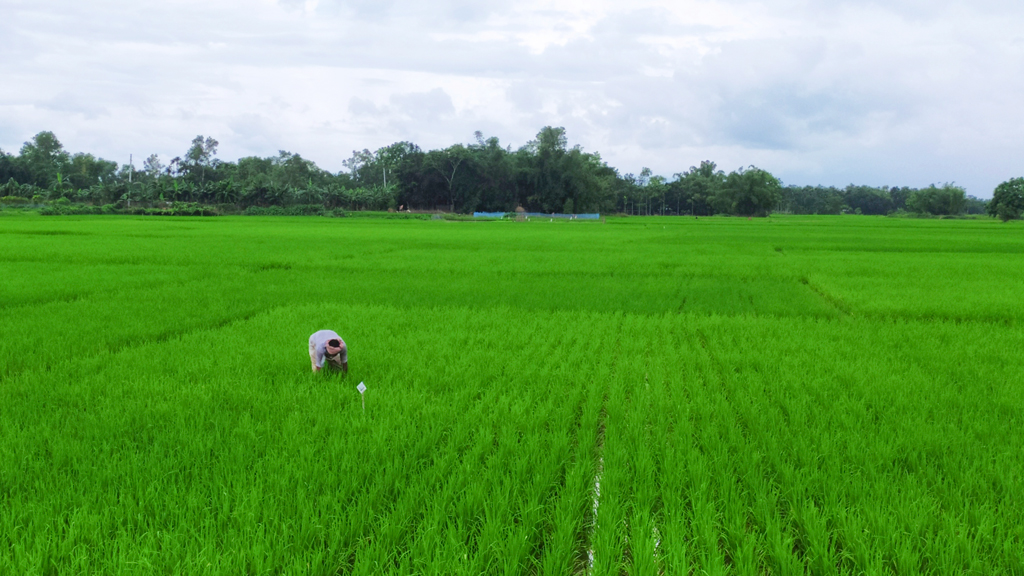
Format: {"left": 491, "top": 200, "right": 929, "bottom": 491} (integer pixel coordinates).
{"left": 357, "top": 381, "right": 367, "bottom": 412}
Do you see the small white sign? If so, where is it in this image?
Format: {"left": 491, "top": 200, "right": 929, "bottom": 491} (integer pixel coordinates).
{"left": 357, "top": 382, "right": 366, "bottom": 394}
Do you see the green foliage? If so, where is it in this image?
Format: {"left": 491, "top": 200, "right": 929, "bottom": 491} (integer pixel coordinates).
{"left": 906, "top": 183, "right": 967, "bottom": 215}
{"left": 963, "top": 195, "right": 989, "bottom": 215}
{"left": 66, "top": 152, "right": 118, "bottom": 191}
{"left": 390, "top": 127, "right": 619, "bottom": 214}
{"left": 41, "top": 201, "right": 219, "bottom": 216}
{"left": 181, "top": 135, "right": 219, "bottom": 188}
{"left": 0, "top": 129, "right": 998, "bottom": 222}
{"left": 39, "top": 202, "right": 103, "bottom": 215}
{"left": 243, "top": 204, "right": 328, "bottom": 217}
{"left": 142, "top": 202, "right": 219, "bottom": 216}
{"left": 780, "top": 185, "right": 846, "bottom": 214}
{"left": 18, "top": 131, "right": 72, "bottom": 189}
{"left": 663, "top": 161, "right": 723, "bottom": 216}
{"left": 343, "top": 141, "right": 420, "bottom": 191}
{"left": 779, "top": 185, "right": 930, "bottom": 216}
{"left": 987, "top": 177, "right": 1024, "bottom": 221}
{"left": 1, "top": 216, "right": 1024, "bottom": 573}
{"left": 334, "top": 210, "right": 431, "bottom": 219}
{"left": 562, "top": 197, "right": 574, "bottom": 214}
{"left": 842, "top": 184, "right": 894, "bottom": 215}
{"left": 1, "top": 177, "right": 31, "bottom": 198}
{"left": 715, "top": 165, "right": 782, "bottom": 216}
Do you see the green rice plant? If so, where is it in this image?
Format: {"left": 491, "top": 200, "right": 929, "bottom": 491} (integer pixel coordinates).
{"left": 1, "top": 214, "right": 1023, "bottom": 574}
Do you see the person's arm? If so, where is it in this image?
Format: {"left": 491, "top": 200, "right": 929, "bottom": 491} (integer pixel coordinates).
{"left": 310, "top": 346, "right": 321, "bottom": 372}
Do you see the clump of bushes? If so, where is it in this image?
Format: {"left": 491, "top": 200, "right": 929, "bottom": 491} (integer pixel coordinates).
{"left": 41, "top": 201, "right": 219, "bottom": 216}
{"left": 336, "top": 210, "right": 431, "bottom": 220}
{"left": 243, "top": 204, "right": 327, "bottom": 216}
{"left": 240, "top": 207, "right": 435, "bottom": 219}
{"left": 40, "top": 202, "right": 104, "bottom": 215}
{"left": 1, "top": 195, "right": 31, "bottom": 206}
{"left": 134, "top": 202, "right": 219, "bottom": 216}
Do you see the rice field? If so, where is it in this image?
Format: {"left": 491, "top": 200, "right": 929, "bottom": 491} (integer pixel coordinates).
{"left": 1, "top": 212, "right": 1022, "bottom": 575}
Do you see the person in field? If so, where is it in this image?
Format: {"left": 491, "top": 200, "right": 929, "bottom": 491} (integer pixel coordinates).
{"left": 309, "top": 330, "right": 348, "bottom": 374}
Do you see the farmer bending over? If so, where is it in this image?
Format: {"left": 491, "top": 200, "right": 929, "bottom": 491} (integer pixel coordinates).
{"left": 309, "top": 329, "right": 348, "bottom": 374}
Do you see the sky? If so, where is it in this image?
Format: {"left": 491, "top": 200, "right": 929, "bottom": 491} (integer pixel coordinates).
{"left": 1, "top": 0, "right": 1022, "bottom": 197}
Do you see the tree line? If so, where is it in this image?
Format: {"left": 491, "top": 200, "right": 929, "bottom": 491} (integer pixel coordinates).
{"left": 1, "top": 129, "right": 1019, "bottom": 219}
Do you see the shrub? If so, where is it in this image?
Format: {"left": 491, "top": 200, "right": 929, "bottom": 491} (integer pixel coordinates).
{"left": 162, "top": 202, "right": 218, "bottom": 216}
{"left": 40, "top": 204, "right": 103, "bottom": 216}
{"left": 243, "top": 205, "right": 325, "bottom": 216}
{"left": 40, "top": 201, "right": 220, "bottom": 217}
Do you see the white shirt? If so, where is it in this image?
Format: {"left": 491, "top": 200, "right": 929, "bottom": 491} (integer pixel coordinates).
{"left": 309, "top": 330, "right": 347, "bottom": 368}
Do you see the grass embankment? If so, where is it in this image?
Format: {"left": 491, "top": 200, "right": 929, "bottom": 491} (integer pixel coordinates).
{"left": 1, "top": 215, "right": 1022, "bottom": 574}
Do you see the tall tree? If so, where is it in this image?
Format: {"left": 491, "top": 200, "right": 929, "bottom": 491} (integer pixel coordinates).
{"left": 561, "top": 148, "right": 617, "bottom": 213}
{"left": 987, "top": 177, "right": 1024, "bottom": 221}
{"left": 66, "top": 153, "right": 118, "bottom": 191}
{"left": 272, "top": 151, "right": 328, "bottom": 189}
{"left": 843, "top": 185, "right": 893, "bottom": 215}
{"left": 19, "top": 131, "right": 71, "bottom": 189}
{"left": 425, "top": 145, "right": 469, "bottom": 211}
{"left": 183, "top": 135, "right": 219, "bottom": 188}
{"left": 142, "top": 154, "right": 164, "bottom": 180}
{"left": 780, "top": 185, "right": 844, "bottom": 215}
{"left": 467, "top": 134, "right": 518, "bottom": 211}
{"left": 906, "top": 183, "right": 966, "bottom": 215}
{"left": 670, "top": 161, "right": 724, "bottom": 216}
{"left": 715, "top": 166, "right": 781, "bottom": 216}
{"left": 0, "top": 148, "right": 32, "bottom": 188}
{"left": 342, "top": 142, "right": 421, "bottom": 198}
{"left": 523, "top": 126, "right": 569, "bottom": 211}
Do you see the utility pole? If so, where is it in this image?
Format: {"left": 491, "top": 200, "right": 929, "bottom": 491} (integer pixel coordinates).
{"left": 128, "top": 154, "right": 132, "bottom": 207}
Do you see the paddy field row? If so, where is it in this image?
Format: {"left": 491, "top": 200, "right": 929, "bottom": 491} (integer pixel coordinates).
{"left": 1, "top": 214, "right": 1021, "bottom": 574}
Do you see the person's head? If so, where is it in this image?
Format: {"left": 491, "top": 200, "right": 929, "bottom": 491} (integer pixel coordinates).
{"left": 325, "top": 339, "right": 345, "bottom": 368}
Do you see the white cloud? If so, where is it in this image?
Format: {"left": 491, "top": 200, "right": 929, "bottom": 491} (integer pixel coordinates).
{"left": 0, "top": 0, "right": 1021, "bottom": 196}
